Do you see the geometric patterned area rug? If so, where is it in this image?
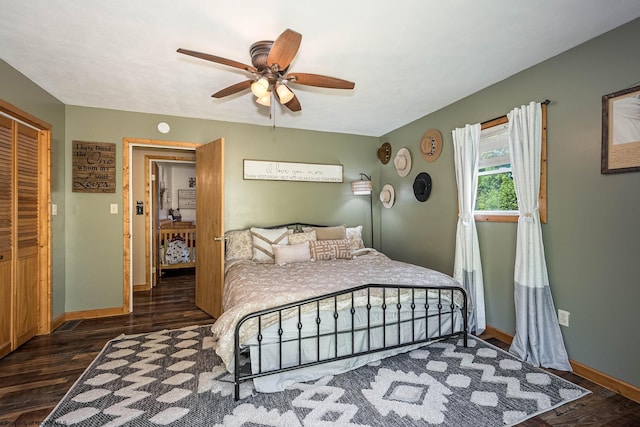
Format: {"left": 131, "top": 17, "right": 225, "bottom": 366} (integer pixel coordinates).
{"left": 42, "top": 324, "right": 589, "bottom": 426}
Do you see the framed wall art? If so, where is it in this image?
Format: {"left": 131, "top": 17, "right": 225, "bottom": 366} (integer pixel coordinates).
{"left": 72, "top": 141, "right": 116, "bottom": 192}
{"left": 178, "top": 189, "right": 196, "bottom": 209}
{"left": 243, "top": 159, "right": 343, "bottom": 183}
{"left": 601, "top": 84, "right": 640, "bottom": 174}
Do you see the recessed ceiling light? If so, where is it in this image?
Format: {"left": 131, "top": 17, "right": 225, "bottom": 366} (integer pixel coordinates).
{"left": 157, "top": 122, "right": 170, "bottom": 134}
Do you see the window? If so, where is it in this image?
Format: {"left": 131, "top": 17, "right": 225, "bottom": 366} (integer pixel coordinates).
{"left": 474, "top": 104, "right": 547, "bottom": 223}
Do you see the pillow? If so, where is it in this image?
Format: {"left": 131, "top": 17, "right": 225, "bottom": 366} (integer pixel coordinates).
{"left": 304, "top": 225, "right": 346, "bottom": 240}
{"left": 309, "top": 239, "right": 353, "bottom": 261}
{"left": 224, "top": 229, "right": 253, "bottom": 261}
{"left": 251, "top": 227, "right": 291, "bottom": 262}
{"left": 288, "top": 230, "right": 317, "bottom": 245}
{"left": 272, "top": 242, "right": 311, "bottom": 265}
{"left": 346, "top": 225, "right": 365, "bottom": 251}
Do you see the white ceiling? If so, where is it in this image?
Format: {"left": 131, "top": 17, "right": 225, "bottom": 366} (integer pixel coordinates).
{"left": 2, "top": 1, "right": 640, "bottom": 137}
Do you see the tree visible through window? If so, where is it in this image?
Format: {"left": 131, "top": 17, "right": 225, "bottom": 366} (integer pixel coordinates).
{"left": 477, "top": 170, "right": 517, "bottom": 211}
{"left": 474, "top": 104, "right": 547, "bottom": 223}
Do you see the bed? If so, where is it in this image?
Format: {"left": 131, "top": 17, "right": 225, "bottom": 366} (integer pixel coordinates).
{"left": 157, "top": 220, "right": 196, "bottom": 277}
{"left": 212, "top": 224, "right": 469, "bottom": 400}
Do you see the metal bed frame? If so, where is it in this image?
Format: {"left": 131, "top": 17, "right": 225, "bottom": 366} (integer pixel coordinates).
{"left": 233, "top": 283, "right": 468, "bottom": 400}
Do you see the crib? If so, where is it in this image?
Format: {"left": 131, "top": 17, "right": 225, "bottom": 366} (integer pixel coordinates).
{"left": 158, "top": 220, "right": 196, "bottom": 277}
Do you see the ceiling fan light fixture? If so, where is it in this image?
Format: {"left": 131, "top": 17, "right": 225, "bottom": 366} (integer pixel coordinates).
{"left": 256, "top": 92, "right": 271, "bottom": 107}
{"left": 250, "top": 77, "right": 269, "bottom": 97}
{"left": 178, "top": 29, "right": 355, "bottom": 114}
{"left": 276, "top": 83, "right": 294, "bottom": 104}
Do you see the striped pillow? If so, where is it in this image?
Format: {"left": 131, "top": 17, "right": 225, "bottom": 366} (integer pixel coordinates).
{"left": 309, "top": 239, "right": 352, "bottom": 261}
{"left": 251, "top": 227, "right": 291, "bottom": 262}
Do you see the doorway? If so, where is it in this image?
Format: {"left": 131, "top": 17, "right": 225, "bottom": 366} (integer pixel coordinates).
{"left": 122, "top": 138, "right": 200, "bottom": 313}
{"left": 123, "top": 137, "right": 225, "bottom": 318}
{"left": 143, "top": 156, "right": 195, "bottom": 291}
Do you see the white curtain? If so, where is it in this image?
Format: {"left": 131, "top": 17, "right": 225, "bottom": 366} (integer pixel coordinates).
{"left": 507, "top": 102, "right": 571, "bottom": 370}
{"left": 452, "top": 124, "right": 485, "bottom": 335}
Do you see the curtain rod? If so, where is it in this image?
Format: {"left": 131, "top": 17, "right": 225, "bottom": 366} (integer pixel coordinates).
{"left": 480, "top": 99, "right": 551, "bottom": 127}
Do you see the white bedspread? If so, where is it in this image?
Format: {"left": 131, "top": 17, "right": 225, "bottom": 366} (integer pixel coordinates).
{"left": 212, "top": 250, "right": 464, "bottom": 371}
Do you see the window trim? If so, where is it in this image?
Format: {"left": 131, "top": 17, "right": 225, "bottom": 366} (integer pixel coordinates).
{"left": 474, "top": 103, "right": 547, "bottom": 224}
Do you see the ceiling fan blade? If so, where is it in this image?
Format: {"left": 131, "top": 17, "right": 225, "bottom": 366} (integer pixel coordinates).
{"left": 286, "top": 73, "right": 355, "bottom": 89}
{"left": 177, "top": 48, "right": 257, "bottom": 73}
{"left": 267, "top": 29, "right": 302, "bottom": 71}
{"left": 212, "top": 80, "right": 253, "bottom": 98}
{"left": 283, "top": 93, "right": 302, "bottom": 112}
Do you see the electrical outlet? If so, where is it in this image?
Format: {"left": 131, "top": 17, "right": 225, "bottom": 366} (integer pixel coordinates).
{"left": 558, "top": 309, "right": 570, "bottom": 327}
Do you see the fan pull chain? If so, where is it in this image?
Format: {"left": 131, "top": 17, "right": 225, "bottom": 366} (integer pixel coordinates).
{"left": 271, "top": 93, "right": 276, "bottom": 129}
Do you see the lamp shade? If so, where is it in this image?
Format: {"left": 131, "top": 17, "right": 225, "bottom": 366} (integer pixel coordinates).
{"left": 276, "top": 83, "right": 294, "bottom": 104}
{"left": 256, "top": 93, "right": 271, "bottom": 107}
{"left": 250, "top": 77, "right": 269, "bottom": 97}
{"left": 351, "top": 179, "right": 372, "bottom": 195}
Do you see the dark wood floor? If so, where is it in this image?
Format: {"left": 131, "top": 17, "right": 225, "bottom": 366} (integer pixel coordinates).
{"left": 1, "top": 269, "right": 638, "bottom": 425}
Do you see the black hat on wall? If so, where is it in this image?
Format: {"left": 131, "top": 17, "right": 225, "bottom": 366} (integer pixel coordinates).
{"left": 413, "top": 172, "right": 432, "bottom": 202}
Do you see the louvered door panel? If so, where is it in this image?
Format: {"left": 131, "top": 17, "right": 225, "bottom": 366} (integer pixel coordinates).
{"left": 0, "top": 116, "right": 12, "bottom": 257}
{"left": 0, "top": 116, "right": 12, "bottom": 357}
{"left": 14, "top": 123, "right": 39, "bottom": 347}
{"left": 17, "top": 125, "right": 39, "bottom": 254}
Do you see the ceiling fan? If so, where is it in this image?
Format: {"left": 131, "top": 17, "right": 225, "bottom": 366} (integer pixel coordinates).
{"left": 177, "top": 29, "right": 355, "bottom": 112}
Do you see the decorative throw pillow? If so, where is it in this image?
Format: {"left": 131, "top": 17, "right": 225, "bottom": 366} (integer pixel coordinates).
{"left": 288, "top": 230, "right": 317, "bottom": 245}
{"left": 165, "top": 239, "right": 190, "bottom": 264}
{"left": 251, "top": 227, "right": 291, "bottom": 262}
{"left": 346, "top": 225, "right": 365, "bottom": 251}
{"left": 307, "top": 225, "right": 346, "bottom": 240}
{"left": 272, "top": 242, "right": 311, "bottom": 265}
{"left": 225, "top": 229, "right": 253, "bottom": 261}
{"left": 309, "top": 239, "right": 353, "bottom": 261}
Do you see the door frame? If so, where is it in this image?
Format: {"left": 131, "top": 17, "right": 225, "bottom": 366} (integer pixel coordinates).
{"left": 122, "top": 138, "right": 201, "bottom": 312}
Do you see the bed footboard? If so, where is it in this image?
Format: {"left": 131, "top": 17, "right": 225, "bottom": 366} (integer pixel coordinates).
{"left": 233, "top": 284, "right": 468, "bottom": 400}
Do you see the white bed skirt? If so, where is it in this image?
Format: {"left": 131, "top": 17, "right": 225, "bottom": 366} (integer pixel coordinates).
{"left": 248, "top": 303, "right": 463, "bottom": 392}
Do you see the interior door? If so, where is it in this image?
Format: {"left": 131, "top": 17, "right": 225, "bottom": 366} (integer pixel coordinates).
{"left": 195, "top": 138, "right": 224, "bottom": 318}
{"left": 152, "top": 162, "right": 160, "bottom": 288}
{"left": 0, "top": 116, "right": 13, "bottom": 358}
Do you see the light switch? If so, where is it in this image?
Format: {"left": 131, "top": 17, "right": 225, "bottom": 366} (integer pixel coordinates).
{"left": 110, "top": 203, "right": 118, "bottom": 214}
{"left": 52, "top": 204, "right": 57, "bottom": 215}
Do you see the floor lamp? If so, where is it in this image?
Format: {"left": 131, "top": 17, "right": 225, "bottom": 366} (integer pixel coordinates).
{"left": 351, "top": 173, "right": 374, "bottom": 248}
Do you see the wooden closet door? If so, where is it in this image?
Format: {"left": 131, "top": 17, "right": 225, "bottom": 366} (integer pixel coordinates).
{"left": 0, "top": 116, "right": 12, "bottom": 358}
{"left": 14, "top": 123, "right": 39, "bottom": 348}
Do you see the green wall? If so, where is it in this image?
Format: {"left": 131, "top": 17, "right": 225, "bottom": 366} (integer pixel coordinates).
{"left": 380, "top": 19, "right": 640, "bottom": 387}
{"left": 64, "top": 106, "right": 378, "bottom": 311}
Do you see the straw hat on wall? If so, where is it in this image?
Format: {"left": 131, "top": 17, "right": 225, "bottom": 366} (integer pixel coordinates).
{"left": 394, "top": 148, "right": 412, "bottom": 177}
{"left": 379, "top": 184, "right": 395, "bottom": 208}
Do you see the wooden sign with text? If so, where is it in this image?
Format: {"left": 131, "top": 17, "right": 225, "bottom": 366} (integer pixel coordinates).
{"left": 72, "top": 141, "right": 116, "bottom": 193}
